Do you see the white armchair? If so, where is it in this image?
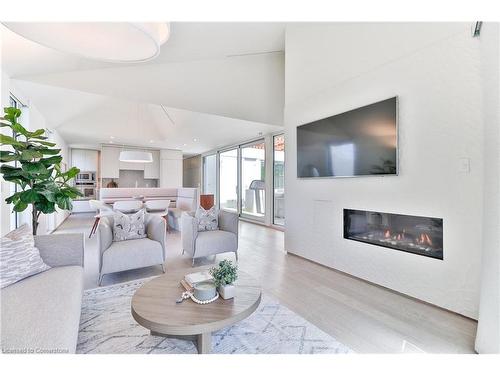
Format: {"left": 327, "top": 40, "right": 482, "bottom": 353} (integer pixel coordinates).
{"left": 181, "top": 210, "right": 239, "bottom": 266}
{"left": 97, "top": 214, "right": 167, "bottom": 285}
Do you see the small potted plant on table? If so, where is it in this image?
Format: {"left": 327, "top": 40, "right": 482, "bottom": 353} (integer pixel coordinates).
{"left": 210, "top": 259, "right": 238, "bottom": 299}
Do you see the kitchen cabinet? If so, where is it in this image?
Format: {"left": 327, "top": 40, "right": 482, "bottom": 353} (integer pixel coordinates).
{"left": 101, "top": 146, "right": 121, "bottom": 179}
{"left": 71, "top": 149, "right": 98, "bottom": 172}
{"left": 144, "top": 150, "right": 160, "bottom": 179}
{"left": 160, "top": 149, "right": 183, "bottom": 188}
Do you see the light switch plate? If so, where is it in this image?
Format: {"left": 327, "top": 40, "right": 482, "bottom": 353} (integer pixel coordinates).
{"left": 459, "top": 157, "right": 471, "bottom": 173}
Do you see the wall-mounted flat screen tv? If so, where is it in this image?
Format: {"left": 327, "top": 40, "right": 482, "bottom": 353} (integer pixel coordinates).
{"left": 297, "top": 97, "right": 398, "bottom": 178}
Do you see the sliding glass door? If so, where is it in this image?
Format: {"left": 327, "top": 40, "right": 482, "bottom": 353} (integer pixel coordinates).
{"left": 219, "top": 149, "right": 238, "bottom": 212}
{"left": 202, "top": 154, "right": 217, "bottom": 202}
{"left": 240, "top": 141, "right": 266, "bottom": 221}
{"left": 273, "top": 134, "right": 285, "bottom": 226}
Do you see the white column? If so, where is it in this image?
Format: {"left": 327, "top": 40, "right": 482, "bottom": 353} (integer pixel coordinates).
{"left": 475, "top": 22, "right": 500, "bottom": 354}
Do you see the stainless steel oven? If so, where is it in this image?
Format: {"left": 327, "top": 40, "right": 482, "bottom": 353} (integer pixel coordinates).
{"left": 76, "top": 172, "right": 96, "bottom": 184}
{"left": 77, "top": 185, "right": 96, "bottom": 199}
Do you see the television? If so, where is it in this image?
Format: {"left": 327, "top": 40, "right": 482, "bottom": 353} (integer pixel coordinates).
{"left": 297, "top": 97, "right": 398, "bottom": 178}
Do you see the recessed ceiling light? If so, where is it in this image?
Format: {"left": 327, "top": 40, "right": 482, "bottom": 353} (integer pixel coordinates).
{"left": 193, "top": 138, "right": 197, "bottom": 142}
{"left": 149, "top": 140, "right": 154, "bottom": 143}
{"left": 183, "top": 144, "right": 187, "bottom": 147}
{"left": 110, "top": 136, "right": 115, "bottom": 139}
{"left": 109, "top": 140, "right": 114, "bottom": 144}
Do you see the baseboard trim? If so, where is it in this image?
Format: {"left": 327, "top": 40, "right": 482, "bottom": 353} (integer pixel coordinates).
{"left": 286, "top": 251, "right": 478, "bottom": 323}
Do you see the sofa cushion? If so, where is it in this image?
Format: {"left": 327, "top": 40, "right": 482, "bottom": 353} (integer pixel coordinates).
{"left": 1, "top": 224, "right": 51, "bottom": 289}
{"left": 101, "top": 238, "right": 164, "bottom": 275}
{"left": 113, "top": 209, "right": 147, "bottom": 242}
{"left": 1, "top": 266, "right": 83, "bottom": 354}
{"left": 195, "top": 206, "right": 219, "bottom": 232}
{"left": 195, "top": 230, "right": 237, "bottom": 258}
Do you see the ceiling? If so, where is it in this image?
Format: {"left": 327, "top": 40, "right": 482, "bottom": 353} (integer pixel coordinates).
{"left": 1, "top": 22, "right": 286, "bottom": 155}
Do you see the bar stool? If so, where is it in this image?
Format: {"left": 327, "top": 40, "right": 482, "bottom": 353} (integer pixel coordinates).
{"left": 144, "top": 199, "right": 171, "bottom": 232}
{"left": 112, "top": 200, "right": 144, "bottom": 213}
{"left": 89, "top": 200, "right": 114, "bottom": 238}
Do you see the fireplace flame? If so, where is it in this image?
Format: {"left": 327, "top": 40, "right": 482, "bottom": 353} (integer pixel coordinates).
{"left": 417, "top": 233, "right": 433, "bottom": 246}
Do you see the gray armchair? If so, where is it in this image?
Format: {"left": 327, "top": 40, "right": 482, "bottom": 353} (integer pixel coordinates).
{"left": 97, "top": 214, "right": 167, "bottom": 285}
{"left": 181, "top": 210, "right": 239, "bottom": 266}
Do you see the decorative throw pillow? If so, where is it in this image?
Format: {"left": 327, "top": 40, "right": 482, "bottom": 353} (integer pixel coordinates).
{"left": 195, "top": 206, "right": 219, "bottom": 231}
{"left": 113, "top": 209, "right": 147, "bottom": 242}
{"left": 0, "top": 224, "right": 51, "bottom": 289}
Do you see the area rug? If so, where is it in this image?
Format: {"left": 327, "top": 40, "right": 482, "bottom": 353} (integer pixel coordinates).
{"left": 77, "top": 278, "right": 353, "bottom": 354}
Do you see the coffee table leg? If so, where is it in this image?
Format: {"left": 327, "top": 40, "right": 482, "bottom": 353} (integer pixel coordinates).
{"left": 196, "top": 332, "right": 212, "bottom": 354}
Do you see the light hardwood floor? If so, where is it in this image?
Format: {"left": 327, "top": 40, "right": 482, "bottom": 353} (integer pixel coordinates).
{"left": 55, "top": 213, "right": 477, "bottom": 354}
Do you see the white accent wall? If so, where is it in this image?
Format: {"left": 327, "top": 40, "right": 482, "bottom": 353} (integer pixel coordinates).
{"left": 284, "top": 23, "right": 488, "bottom": 319}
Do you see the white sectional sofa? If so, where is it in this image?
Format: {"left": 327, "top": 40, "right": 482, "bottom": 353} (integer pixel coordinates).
{"left": 1, "top": 233, "right": 84, "bottom": 354}
{"left": 98, "top": 187, "right": 198, "bottom": 231}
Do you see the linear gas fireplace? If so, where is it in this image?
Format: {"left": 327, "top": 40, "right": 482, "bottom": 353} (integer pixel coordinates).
{"left": 343, "top": 209, "right": 443, "bottom": 260}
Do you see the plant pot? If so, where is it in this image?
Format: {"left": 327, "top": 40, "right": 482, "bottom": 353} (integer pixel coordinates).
{"left": 219, "top": 283, "right": 236, "bottom": 299}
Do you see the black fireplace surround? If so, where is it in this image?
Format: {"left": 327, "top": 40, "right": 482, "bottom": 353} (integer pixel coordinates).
{"left": 343, "top": 209, "right": 443, "bottom": 260}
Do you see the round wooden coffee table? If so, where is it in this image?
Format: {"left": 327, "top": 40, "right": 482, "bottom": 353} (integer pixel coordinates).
{"left": 131, "top": 267, "right": 261, "bottom": 354}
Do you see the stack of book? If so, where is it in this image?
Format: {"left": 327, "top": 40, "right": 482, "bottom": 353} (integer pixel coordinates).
{"left": 181, "top": 271, "right": 213, "bottom": 291}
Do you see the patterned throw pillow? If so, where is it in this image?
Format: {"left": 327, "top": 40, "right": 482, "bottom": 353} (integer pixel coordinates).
{"left": 195, "top": 206, "right": 219, "bottom": 231}
{"left": 0, "top": 224, "right": 51, "bottom": 289}
{"left": 113, "top": 209, "right": 147, "bottom": 242}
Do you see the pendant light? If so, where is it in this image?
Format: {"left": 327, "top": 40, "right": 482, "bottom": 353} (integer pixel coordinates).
{"left": 119, "top": 150, "right": 153, "bottom": 163}
{"left": 3, "top": 22, "right": 170, "bottom": 63}
{"left": 119, "top": 104, "right": 153, "bottom": 163}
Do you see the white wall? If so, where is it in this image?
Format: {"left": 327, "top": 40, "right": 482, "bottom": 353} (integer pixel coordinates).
{"left": 0, "top": 73, "right": 70, "bottom": 236}
{"left": 475, "top": 23, "right": 500, "bottom": 353}
{"left": 284, "top": 23, "right": 486, "bottom": 318}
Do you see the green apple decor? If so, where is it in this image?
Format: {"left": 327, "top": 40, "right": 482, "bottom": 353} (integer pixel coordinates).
{"left": 0, "top": 107, "right": 82, "bottom": 235}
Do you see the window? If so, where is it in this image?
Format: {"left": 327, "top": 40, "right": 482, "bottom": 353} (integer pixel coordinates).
{"left": 273, "top": 134, "right": 285, "bottom": 226}
{"left": 8, "top": 95, "right": 20, "bottom": 230}
{"left": 202, "top": 154, "right": 217, "bottom": 199}
{"left": 241, "top": 141, "right": 266, "bottom": 220}
{"left": 219, "top": 149, "right": 238, "bottom": 212}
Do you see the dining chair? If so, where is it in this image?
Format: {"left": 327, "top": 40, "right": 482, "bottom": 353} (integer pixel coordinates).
{"left": 89, "top": 200, "right": 114, "bottom": 238}
{"left": 112, "top": 200, "right": 144, "bottom": 213}
{"left": 144, "top": 199, "right": 171, "bottom": 232}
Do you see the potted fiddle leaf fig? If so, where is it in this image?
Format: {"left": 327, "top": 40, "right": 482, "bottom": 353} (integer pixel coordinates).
{"left": 210, "top": 259, "right": 238, "bottom": 299}
{"left": 0, "top": 107, "right": 82, "bottom": 235}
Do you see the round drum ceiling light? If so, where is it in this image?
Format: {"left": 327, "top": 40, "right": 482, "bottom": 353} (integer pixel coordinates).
{"left": 3, "top": 22, "right": 170, "bottom": 62}
{"left": 119, "top": 150, "right": 153, "bottom": 163}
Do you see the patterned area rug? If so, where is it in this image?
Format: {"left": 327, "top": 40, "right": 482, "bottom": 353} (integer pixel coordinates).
{"left": 77, "top": 278, "right": 353, "bottom": 354}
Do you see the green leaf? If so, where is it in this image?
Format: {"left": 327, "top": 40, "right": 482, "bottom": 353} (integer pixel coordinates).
{"left": 13, "top": 201, "right": 28, "bottom": 212}
{"left": 40, "top": 155, "right": 62, "bottom": 166}
{"left": 5, "top": 192, "right": 22, "bottom": 204}
{"left": 21, "top": 162, "right": 48, "bottom": 174}
{"left": 11, "top": 122, "right": 30, "bottom": 137}
{"left": 38, "top": 148, "right": 60, "bottom": 155}
{"left": 64, "top": 167, "right": 80, "bottom": 180}
{"left": 20, "top": 189, "right": 41, "bottom": 204}
{"left": 38, "top": 189, "right": 57, "bottom": 202}
{"left": 34, "top": 140, "right": 57, "bottom": 147}
{"left": 0, "top": 165, "right": 28, "bottom": 181}
{"left": 56, "top": 195, "right": 72, "bottom": 210}
{"left": 0, "top": 151, "right": 18, "bottom": 162}
{"left": 20, "top": 149, "right": 43, "bottom": 160}
{"left": 0, "top": 134, "right": 23, "bottom": 146}
{"left": 28, "top": 128, "right": 45, "bottom": 138}
{"left": 35, "top": 200, "right": 55, "bottom": 214}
